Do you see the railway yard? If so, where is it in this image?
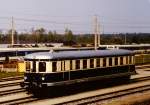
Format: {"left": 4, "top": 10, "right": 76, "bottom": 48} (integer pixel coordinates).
{"left": 0, "top": 64, "right": 149, "bottom": 105}
{"left": 0, "top": 0, "right": 150, "bottom": 104}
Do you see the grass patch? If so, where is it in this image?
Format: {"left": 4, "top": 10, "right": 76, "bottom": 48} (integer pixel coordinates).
{"left": 0, "top": 72, "right": 24, "bottom": 79}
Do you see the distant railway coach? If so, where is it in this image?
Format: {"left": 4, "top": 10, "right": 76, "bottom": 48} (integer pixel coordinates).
{"left": 21, "top": 49, "right": 136, "bottom": 92}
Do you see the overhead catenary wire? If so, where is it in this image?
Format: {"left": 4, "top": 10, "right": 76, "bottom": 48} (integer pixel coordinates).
{"left": 0, "top": 15, "right": 150, "bottom": 34}
{"left": 1, "top": 16, "right": 150, "bottom": 26}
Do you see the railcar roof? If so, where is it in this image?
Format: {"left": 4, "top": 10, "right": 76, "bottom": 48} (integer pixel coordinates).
{"left": 24, "top": 49, "right": 134, "bottom": 60}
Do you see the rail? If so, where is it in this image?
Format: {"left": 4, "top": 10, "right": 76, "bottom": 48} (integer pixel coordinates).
{"left": 56, "top": 84, "right": 150, "bottom": 105}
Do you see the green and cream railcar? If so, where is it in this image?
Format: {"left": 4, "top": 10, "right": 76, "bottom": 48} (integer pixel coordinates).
{"left": 21, "top": 49, "right": 136, "bottom": 90}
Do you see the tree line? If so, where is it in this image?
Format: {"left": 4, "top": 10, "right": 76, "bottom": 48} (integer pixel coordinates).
{"left": 0, "top": 28, "right": 150, "bottom": 46}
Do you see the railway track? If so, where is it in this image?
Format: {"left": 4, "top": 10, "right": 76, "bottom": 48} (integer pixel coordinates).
{"left": 0, "top": 64, "right": 149, "bottom": 105}
{"left": 135, "top": 64, "right": 150, "bottom": 70}
{"left": 23, "top": 79, "right": 150, "bottom": 105}
{"left": 131, "top": 76, "right": 150, "bottom": 82}
{"left": 0, "top": 75, "right": 149, "bottom": 105}
{"left": 0, "top": 80, "right": 23, "bottom": 88}
{"left": 1, "top": 81, "right": 150, "bottom": 105}
{"left": 0, "top": 76, "right": 23, "bottom": 82}
{"left": 56, "top": 84, "right": 150, "bottom": 105}
{"left": 0, "top": 88, "right": 25, "bottom": 96}
{"left": 0, "top": 93, "right": 36, "bottom": 105}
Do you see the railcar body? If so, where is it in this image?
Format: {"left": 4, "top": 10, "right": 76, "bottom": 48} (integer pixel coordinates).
{"left": 21, "top": 49, "right": 136, "bottom": 91}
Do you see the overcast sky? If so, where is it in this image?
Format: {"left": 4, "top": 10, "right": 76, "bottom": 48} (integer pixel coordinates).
{"left": 0, "top": 0, "right": 150, "bottom": 34}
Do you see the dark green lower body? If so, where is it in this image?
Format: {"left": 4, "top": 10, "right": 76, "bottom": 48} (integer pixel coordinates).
{"left": 23, "top": 65, "right": 135, "bottom": 88}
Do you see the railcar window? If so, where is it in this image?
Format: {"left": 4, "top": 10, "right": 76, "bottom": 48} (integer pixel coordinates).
{"left": 115, "top": 57, "right": 118, "bottom": 65}
{"left": 120, "top": 57, "right": 123, "bottom": 65}
{"left": 103, "top": 58, "right": 106, "bottom": 67}
{"left": 32, "top": 61, "right": 36, "bottom": 72}
{"left": 70, "top": 60, "right": 72, "bottom": 70}
{"left": 39, "top": 62, "right": 46, "bottom": 72}
{"left": 83, "top": 59, "right": 87, "bottom": 69}
{"left": 129, "top": 56, "right": 132, "bottom": 64}
{"left": 90, "top": 59, "right": 94, "bottom": 68}
{"left": 26, "top": 61, "right": 30, "bottom": 71}
{"left": 76, "top": 60, "right": 80, "bottom": 69}
{"left": 109, "top": 58, "right": 112, "bottom": 66}
{"left": 52, "top": 62, "right": 57, "bottom": 72}
{"left": 96, "top": 58, "right": 100, "bottom": 67}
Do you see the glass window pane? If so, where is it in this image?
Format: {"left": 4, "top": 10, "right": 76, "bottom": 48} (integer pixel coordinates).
{"left": 109, "top": 58, "right": 112, "bottom": 66}
{"left": 96, "top": 58, "right": 100, "bottom": 67}
{"left": 70, "top": 60, "right": 72, "bottom": 70}
{"left": 52, "top": 62, "right": 57, "bottom": 72}
{"left": 83, "top": 59, "right": 87, "bottom": 69}
{"left": 103, "top": 58, "right": 106, "bottom": 67}
{"left": 32, "top": 61, "right": 36, "bottom": 72}
{"left": 39, "top": 62, "right": 46, "bottom": 72}
{"left": 76, "top": 60, "right": 80, "bottom": 69}
{"left": 90, "top": 59, "right": 94, "bottom": 68}
{"left": 115, "top": 57, "right": 118, "bottom": 65}
{"left": 120, "top": 57, "right": 123, "bottom": 65}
